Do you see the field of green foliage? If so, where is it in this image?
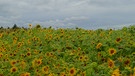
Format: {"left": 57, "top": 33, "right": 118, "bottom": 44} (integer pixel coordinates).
{"left": 0, "top": 25, "right": 135, "bottom": 76}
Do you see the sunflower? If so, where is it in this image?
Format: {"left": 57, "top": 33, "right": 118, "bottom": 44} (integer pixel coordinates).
{"left": 108, "top": 29, "right": 113, "bottom": 35}
{"left": 53, "top": 63, "right": 60, "bottom": 69}
{"left": 108, "top": 48, "right": 116, "bottom": 56}
{"left": 42, "top": 66, "right": 49, "bottom": 74}
{"left": 111, "top": 68, "right": 120, "bottom": 76}
{"left": 34, "top": 50, "right": 39, "bottom": 54}
{"left": 27, "top": 39, "right": 31, "bottom": 44}
{"left": 10, "top": 60, "right": 16, "bottom": 66}
{"left": 133, "top": 67, "right": 135, "bottom": 76}
{"left": 36, "top": 73, "right": 42, "bottom": 76}
{"left": 32, "top": 59, "right": 37, "bottom": 67}
{"left": 13, "top": 37, "right": 17, "bottom": 40}
{"left": 10, "top": 66, "right": 18, "bottom": 73}
{"left": 97, "top": 52, "right": 101, "bottom": 58}
{"left": 69, "top": 50, "right": 75, "bottom": 55}
{"left": 0, "top": 74, "right": 4, "bottom": 76}
{"left": 26, "top": 52, "right": 31, "bottom": 57}
{"left": 60, "top": 72, "right": 66, "bottom": 76}
{"left": 0, "top": 33, "right": 3, "bottom": 38}
{"left": 48, "top": 73, "right": 54, "bottom": 76}
{"left": 117, "top": 57, "right": 123, "bottom": 62}
{"left": 49, "top": 52, "right": 53, "bottom": 57}
{"left": 69, "top": 67, "right": 76, "bottom": 76}
{"left": 79, "top": 56, "right": 84, "bottom": 62}
{"left": 78, "top": 47, "right": 81, "bottom": 51}
{"left": 5, "top": 54, "right": 8, "bottom": 58}
{"left": 20, "top": 60, "right": 26, "bottom": 69}
{"left": 24, "top": 72, "right": 30, "bottom": 76}
{"left": 81, "top": 71, "right": 86, "bottom": 76}
{"left": 100, "top": 32, "right": 104, "bottom": 37}
{"left": 116, "top": 38, "right": 122, "bottom": 43}
{"left": 84, "top": 55, "right": 89, "bottom": 62}
{"left": 35, "top": 69, "right": 39, "bottom": 73}
{"left": 20, "top": 54, "right": 25, "bottom": 58}
{"left": 32, "top": 58, "right": 42, "bottom": 67}
{"left": 14, "top": 50, "right": 18, "bottom": 53}
{"left": 29, "top": 24, "right": 32, "bottom": 27}
{"left": 26, "top": 48, "right": 30, "bottom": 51}
{"left": 13, "top": 37, "right": 17, "bottom": 44}
{"left": 108, "top": 58, "right": 115, "bottom": 68}
{"left": 3, "top": 58, "right": 9, "bottom": 61}
{"left": 0, "top": 53, "right": 3, "bottom": 58}
{"left": 37, "top": 59, "right": 42, "bottom": 66}
{"left": 17, "top": 42, "right": 22, "bottom": 48}
{"left": 20, "top": 73, "right": 25, "bottom": 76}
{"left": 49, "top": 34, "right": 53, "bottom": 40}
{"left": 45, "top": 52, "right": 50, "bottom": 57}
{"left": 124, "top": 59, "right": 130, "bottom": 66}
{"left": 96, "top": 43, "right": 102, "bottom": 49}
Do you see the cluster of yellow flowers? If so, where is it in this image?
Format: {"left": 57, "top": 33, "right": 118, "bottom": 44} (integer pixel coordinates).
{"left": 0, "top": 24, "right": 134, "bottom": 75}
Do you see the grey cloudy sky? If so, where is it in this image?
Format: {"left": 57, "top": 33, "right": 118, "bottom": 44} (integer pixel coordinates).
{"left": 0, "top": 0, "right": 135, "bottom": 29}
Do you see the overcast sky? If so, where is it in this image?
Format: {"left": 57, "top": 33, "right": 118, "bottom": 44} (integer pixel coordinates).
{"left": 0, "top": 0, "right": 135, "bottom": 29}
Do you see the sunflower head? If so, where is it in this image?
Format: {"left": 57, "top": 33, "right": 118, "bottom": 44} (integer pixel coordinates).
{"left": 97, "top": 52, "right": 101, "bottom": 58}
{"left": 81, "top": 71, "right": 86, "bottom": 76}
{"left": 96, "top": 43, "right": 102, "bottom": 49}
{"left": 45, "top": 52, "right": 50, "bottom": 57}
{"left": 69, "top": 67, "right": 76, "bottom": 76}
{"left": 37, "top": 59, "right": 42, "bottom": 66}
{"left": 24, "top": 72, "right": 30, "bottom": 76}
{"left": 48, "top": 73, "right": 55, "bottom": 76}
{"left": 78, "top": 47, "right": 81, "bottom": 51}
{"left": 36, "top": 73, "right": 42, "bottom": 76}
{"left": 10, "top": 66, "right": 18, "bottom": 73}
{"left": 108, "top": 48, "right": 116, "bottom": 56}
{"left": 79, "top": 56, "right": 84, "bottom": 62}
{"left": 32, "top": 58, "right": 42, "bottom": 67}
{"left": 0, "top": 74, "right": 4, "bottom": 76}
{"left": 20, "top": 73, "right": 25, "bottom": 76}
{"left": 0, "top": 53, "right": 3, "bottom": 58}
{"left": 133, "top": 67, "right": 135, "bottom": 75}
{"left": 10, "top": 60, "right": 17, "bottom": 66}
{"left": 111, "top": 68, "right": 120, "bottom": 76}
{"left": 60, "top": 72, "right": 66, "bottom": 76}
{"left": 116, "top": 37, "right": 122, "bottom": 43}
{"left": 108, "top": 58, "right": 115, "bottom": 68}
{"left": 20, "top": 60, "right": 26, "bottom": 69}
{"left": 29, "top": 24, "right": 32, "bottom": 27}
{"left": 42, "top": 66, "right": 49, "bottom": 74}
{"left": 124, "top": 59, "right": 130, "bottom": 66}
{"left": 26, "top": 52, "right": 31, "bottom": 57}
{"left": 0, "top": 33, "right": 3, "bottom": 38}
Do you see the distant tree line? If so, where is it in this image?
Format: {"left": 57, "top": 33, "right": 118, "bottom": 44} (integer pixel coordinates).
{"left": 0, "top": 24, "right": 21, "bottom": 29}
{"left": 0, "top": 24, "right": 42, "bottom": 29}
{"left": 0, "top": 24, "right": 44, "bottom": 33}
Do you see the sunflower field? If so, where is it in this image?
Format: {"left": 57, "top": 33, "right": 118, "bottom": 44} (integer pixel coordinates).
{"left": 0, "top": 25, "right": 135, "bottom": 76}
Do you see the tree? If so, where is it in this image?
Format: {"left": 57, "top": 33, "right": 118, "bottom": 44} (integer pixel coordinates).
{"left": 35, "top": 24, "right": 41, "bottom": 29}
{"left": 12, "top": 24, "right": 18, "bottom": 29}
